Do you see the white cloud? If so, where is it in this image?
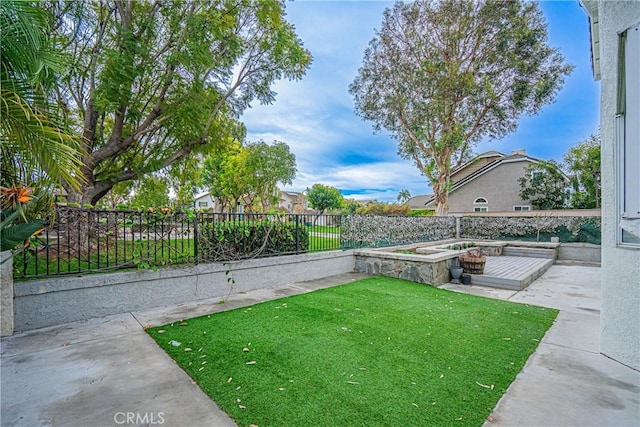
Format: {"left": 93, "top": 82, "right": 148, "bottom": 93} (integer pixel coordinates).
{"left": 239, "top": 0, "right": 599, "bottom": 202}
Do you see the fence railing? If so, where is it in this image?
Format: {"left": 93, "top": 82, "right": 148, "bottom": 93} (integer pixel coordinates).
{"left": 14, "top": 208, "right": 343, "bottom": 279}
{"left": 13, "top": 207, "right": 602, "bottom": 279}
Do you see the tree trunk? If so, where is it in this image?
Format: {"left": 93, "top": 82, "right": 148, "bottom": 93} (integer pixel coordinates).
{"left": 434, "top": 172, "right": 450, "bottom": 216}
{"left": 66, "top": 181, "right": 114, "bottom": 206}
{"left": 435, "top": 199, "right": 449, "bottom": 216}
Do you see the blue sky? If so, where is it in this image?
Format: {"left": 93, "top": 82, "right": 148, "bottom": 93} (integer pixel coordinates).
{"left": 241, "top": 0, "right": 600, "bottom": 202}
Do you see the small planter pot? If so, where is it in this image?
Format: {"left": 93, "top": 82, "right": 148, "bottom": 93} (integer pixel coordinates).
{"left": 461, "top": 274, "right": 471, "bottom": 285}
{"left": 450, "top": 266, "right": 464, "bottom": 284}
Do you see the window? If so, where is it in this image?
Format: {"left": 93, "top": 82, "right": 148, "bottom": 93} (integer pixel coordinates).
{"left": 198, "top": 201, "right": 208, "bottom": 207}
{"left": 473, "top": 197, "right": 488, "bottom": 212}
{"left": 617, "top": 22, "right": 640, "bottom": 246}
{"left": 514, "top": 205, "right": 531, "bottom": 211}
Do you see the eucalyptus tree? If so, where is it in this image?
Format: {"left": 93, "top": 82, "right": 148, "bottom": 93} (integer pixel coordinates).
{"left": 52, "top": 0, "right": 311, "bottom": 205}
{"left": 350, "top": 0, "right": 572, "bottom": 215}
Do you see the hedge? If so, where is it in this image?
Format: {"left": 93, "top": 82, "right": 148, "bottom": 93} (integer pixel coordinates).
{"left": 197, "top": 219, "right": 309, "bottom": 262}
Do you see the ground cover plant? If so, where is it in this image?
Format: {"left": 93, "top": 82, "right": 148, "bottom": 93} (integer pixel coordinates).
{"left": 444, "top": 242, "right": 477, "bottom": 250}
{"left": 147, "top": 277, "right": 557, "bottom": 426}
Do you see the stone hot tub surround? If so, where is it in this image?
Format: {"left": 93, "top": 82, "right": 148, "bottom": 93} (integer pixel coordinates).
{"left": 354, "top": 240, "right": 469, "bottom": 286}
{"left": 354, "top": 239, "right": 559, "bottom": 288}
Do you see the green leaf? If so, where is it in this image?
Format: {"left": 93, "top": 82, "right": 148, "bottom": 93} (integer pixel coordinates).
{"left": 1, "top": 219, "right": 43, "bottom": 252}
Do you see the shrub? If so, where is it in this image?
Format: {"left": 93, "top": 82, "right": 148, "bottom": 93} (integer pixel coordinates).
{"left": 198, "top": 219, "right": 309, "bottom": 262}
{"left": 356, "top": 202, "right": 410, "bottom": 216}
{"left": 406, "top": 209, "right": 435, "bottom": 217}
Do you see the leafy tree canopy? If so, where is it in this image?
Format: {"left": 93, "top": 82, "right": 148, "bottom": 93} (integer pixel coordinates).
{"left": 306, "top": 184, "right": 344, "bottom": 215}
{"left": 356, "top": 201, "right": 410, "bottom": 216}
{"left": 201, "top": 140, "right": 247, "bottom": 213}
{"left": 519, "top": 160, "right": 569, "bottom": 210}
{"left": 563, "top": 133, "right": 601, "bottom": 209}
{"left": 245, "top": 141, "right": 297, "bottom": 212}
{"left": 50, "top": 0, "right": 311, "bottom": 205}
{"left": 201, "top": 140, "right": 296, "bottom": 213}
{"left": 130, "top": 175, "right": 170, "bottom": 208}
{"left": 350, "top": 0, "right": 572, "bottom": 215}
{"left": 168, "top": 155, "right": 203, "bottom": 209}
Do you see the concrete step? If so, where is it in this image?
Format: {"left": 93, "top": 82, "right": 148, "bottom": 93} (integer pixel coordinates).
{"left": 502, "top": 246, "right": 556, "bottom": 259}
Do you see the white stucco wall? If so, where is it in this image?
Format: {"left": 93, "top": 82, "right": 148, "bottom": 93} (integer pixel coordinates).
{"left": 194, "top": 193, "right": 215, "bottom": 210}
{"left": 590, "top": 1, "right": 640, "bottom": 370}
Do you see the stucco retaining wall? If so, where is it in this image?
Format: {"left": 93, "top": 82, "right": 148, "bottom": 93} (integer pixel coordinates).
{"left": 1, "top": 251, "right": 13, "bottom": 337}
{"left": 13, "top": 250, "right": 355, "bottom": 332}
{"left": 558, "top": 243, "right": 601, "bottom": 264}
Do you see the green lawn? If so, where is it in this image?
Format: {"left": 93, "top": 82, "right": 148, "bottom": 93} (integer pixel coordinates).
{"left": 306, "top": 225, "right": 341, "bottom": 234}
{"left": 308, "top": 235, "right": 341, "bottom": 251}
{"left": 147, "top": 277, "right": 557, "bottom": 426}
{"left": 14, "top": 238, "right": 196, "bottom": 277}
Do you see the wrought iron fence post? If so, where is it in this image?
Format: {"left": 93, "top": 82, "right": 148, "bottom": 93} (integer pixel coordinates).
{"left": 193, "top": 213, "right": 199, "bottom": 264}
{"left": 295, "top": 214, "right": 300, "bottom": 253}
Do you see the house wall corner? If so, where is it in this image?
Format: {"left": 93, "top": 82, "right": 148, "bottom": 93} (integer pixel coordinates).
{"left": 594, "top": 0, "right": 640, "bottom": 371}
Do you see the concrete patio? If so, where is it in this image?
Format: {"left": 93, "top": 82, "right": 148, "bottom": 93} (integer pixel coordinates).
{"left": 1, "top": 265, "right": 639, "bottom": 426}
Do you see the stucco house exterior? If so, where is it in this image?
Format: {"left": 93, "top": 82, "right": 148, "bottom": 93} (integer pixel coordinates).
{"left": 582, "top": 0, "right": 640, "bottom": 371}
{"left": 193, "top": 192, "right": 245, "bottom": 213}
{"left": 195, "top": 190, "right": 309, "bottom": 214}
{"left": 405, "top": 194, "right": 434, "bottom": 210}
{"left": 420, "top": 149, "right": 552, "bottom": 213}
{"left": 193, "top": 192, "right": 217, "bottom": 210}
{"left": 274, "top": 191, "right": 308, "bottom": 213}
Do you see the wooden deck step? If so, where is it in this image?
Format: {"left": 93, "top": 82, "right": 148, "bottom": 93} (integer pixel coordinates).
{"left": 502, "top": 246, "right": 556, "bottom": 259}
{"left": 468, "top": 256, "right": 554, "bottom": 290}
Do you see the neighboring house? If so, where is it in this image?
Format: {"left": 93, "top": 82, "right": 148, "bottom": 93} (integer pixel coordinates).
{"left": 193, "top": 192, "right": 216, "bottom": 210}
{"left": 582, "top": 1, "right": 640, "bottom": 370}
{"left": 274, "top": 191, "right": 308, "bottom": 213}
{"left": 193, "top": 192, "right": 242, "bottom": 213}
{"left": 196, "top": 190, "right": 308, "bottom": 213}
{"left": 423, "top": 149, "right": 552, "bottom": 212}
{"left": 405, "top": 194, "right": 434, "bottom": 210}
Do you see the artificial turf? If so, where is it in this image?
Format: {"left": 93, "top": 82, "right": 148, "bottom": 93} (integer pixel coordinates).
{"left": 146, "top": 277, "right": 557, "bottom": 426}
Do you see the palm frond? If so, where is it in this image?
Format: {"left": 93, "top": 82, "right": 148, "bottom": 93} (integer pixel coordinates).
{"left": 0, "top": 220, "right": 44, "bottom": 252}
{"left": 1, "top": 88, "right": 84, "bottom": 188}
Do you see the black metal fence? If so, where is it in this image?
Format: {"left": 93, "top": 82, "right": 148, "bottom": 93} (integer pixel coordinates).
{"left": 14, "top": 207, "right": 601, "bottom": 279}
{"left": 14, "top": 207, "right": 344, "bottom": 279}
